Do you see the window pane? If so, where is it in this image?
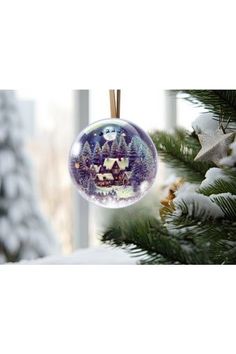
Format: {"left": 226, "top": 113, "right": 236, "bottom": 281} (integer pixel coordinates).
{"left": 18, "top": 90, "right": 74, "bottom": 254}
{"left": 177, "top": 93, "right": 208, "bottom": 130}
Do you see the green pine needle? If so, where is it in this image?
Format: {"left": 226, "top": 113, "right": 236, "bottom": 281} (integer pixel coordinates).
{"left": 198, "top": 179, "right": 236, "bottom": 196}
{"left": 102, "top": 213, "right": 236, "bottom": 264}
{"left": 180, "top": 90, "right": 236, "bottom": 123}
{"left": 210, "top": 194, "right": 236, "bottom": 220}
{"left": 151, "top": 129, "right": 213, "bottom": 183}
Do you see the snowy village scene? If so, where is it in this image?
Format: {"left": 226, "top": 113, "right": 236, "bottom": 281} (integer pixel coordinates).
{"left": 69, "top": 119, "right": 157, "bottom": 207}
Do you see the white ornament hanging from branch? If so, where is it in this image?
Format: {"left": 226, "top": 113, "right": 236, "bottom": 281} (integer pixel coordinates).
{"left": 194, "top": 130, "right": 235, "bottom": 165}
{"left": 194, "top": 108, "right": 235, "bottom": 166}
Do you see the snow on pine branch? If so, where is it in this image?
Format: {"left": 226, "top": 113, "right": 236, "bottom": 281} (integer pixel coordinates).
{"left": 198, "top": 167, "right": 236, "bottom": 196}
{"left": 173, "top": 191, "right": 224, "bottom": 221}
{"left": 200, "top": 168, "right": 231, "bottom": 188}
{"left": 171, "top": 167, "right": 236, "bottom": 222}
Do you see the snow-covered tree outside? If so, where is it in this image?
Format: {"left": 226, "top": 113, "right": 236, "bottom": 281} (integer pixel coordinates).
{"left": 0, "top": 91, "right": 58, "bottom": 263}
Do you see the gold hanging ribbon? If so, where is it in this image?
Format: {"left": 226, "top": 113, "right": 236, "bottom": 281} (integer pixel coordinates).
{"left": 109, "top": 90, "right": 121, "bottom": 118}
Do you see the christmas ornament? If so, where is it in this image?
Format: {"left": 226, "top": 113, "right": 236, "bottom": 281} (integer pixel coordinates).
{"left": 194, "top": 130, "right": 235, "bottom": 165}
{"left": 69, "top": 90, "right": 158, "bottom": 208}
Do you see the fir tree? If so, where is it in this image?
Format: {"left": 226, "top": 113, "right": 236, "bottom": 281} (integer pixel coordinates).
{"left": 77, "top": 154, "right": 90, "bottom": 188}
{"left": 131, "top": 158, "right": 143, "bottom": 190}
{"left": 87, "top": 177, "right": 96, "bottom": 195}
{"left": 92, "top": 142, "right": 102, "bottom": 165}
{"left": 78, "top": 154, "right": 86, "bottom": 169}
{"left": 139, "top": 144, "right": 155, "bottom": 179}
{"left": 82, "top": 141, "right": 92, "bottom": 166}
{"left": 118, "top": 135, "right": 128, "bottom": 157}
{"left": 110, "top": 138, "right": 119, "bottom": 158}
{"left": 0, "top": 91, "right": 58, "bottom": 263}
{"left": 102, "top": 90, "right": 236, "bottom": 264}
{"left": 138, "top": 141, "right": 149, "bottom": 161}
{"left": 78, "top": 154, "right": 90, "bottom": 188}
{"left": 131, "top": 142, "right": 153, "bottom": 186}
{"left": 102, "top": 141, "right": 110, "bottom": 159}
{"left": 128, "top": 136, "right": 140, "bottom": 167}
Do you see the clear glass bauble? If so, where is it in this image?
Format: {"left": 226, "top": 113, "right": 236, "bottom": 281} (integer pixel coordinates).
{"left": 69, "top": 118, "right": 158, "bottom": 208}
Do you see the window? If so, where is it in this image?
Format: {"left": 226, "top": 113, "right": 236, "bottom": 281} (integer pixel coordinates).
{"left": 18, "top": 90, "right": 74, "bottom": 254}
{"left": 177, "top": 92, "right": 207, "bottom": 130}
{"left": 17, "top": 90, "right": 199, "bottom": 252}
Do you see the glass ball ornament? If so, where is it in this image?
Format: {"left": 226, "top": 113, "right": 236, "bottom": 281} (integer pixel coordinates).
{"left": 69, "top": 118, "right": 158, "bottom": 208}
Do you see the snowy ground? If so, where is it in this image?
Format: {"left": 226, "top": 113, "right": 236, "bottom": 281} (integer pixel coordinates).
{"left": 96, "top": 185, "right": 136, "bottom": 199}
{"left": 20, "top": 245, "right": 140, "bottom": 265}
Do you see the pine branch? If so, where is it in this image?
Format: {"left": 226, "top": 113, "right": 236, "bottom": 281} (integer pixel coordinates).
{"left": 180, "top": 90, "right": 236, "bottom": 123}
{"left": 210, "top": 194, "right": 236, "bottom": 220}
{"left": 198, "top": 178, "right": 236, "bottom": 196}
{"left": 167, "top": 213, "right": 236, "bottom": 264}
{"left": 102, "top": 206, "right": 236, "bottom": 264}
{"left": 102, "top": 216, "right": 197, "bottom": 264}
{"left": 197, "top": 168, "right": 236, "bottom": 197}
{"left": 150, "top": 129, "right": 213, "bottom": 183}
{"left": 102, "top": 212, "right": 210, "bottom": 264}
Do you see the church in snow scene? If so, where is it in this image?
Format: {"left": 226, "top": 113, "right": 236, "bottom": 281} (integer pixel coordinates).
{"left": 69, "top": 119, "right": 157, "bottom": 207}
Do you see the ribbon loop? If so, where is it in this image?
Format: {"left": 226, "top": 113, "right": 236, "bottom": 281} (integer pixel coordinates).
{"left": 109, "top": 90, "right": 121, "bottom": 118}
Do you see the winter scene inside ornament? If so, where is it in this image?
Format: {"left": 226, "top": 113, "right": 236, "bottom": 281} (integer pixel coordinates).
{"left": 69, "top": 118, "right": 158, "bottom": 208}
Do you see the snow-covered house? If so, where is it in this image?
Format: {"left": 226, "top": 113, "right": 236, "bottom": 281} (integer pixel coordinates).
{"left": 95, "top": 173, "right": 114, "bottom": 187}
{"left": 90, "top": 163, "right": 101, "bottom": 177}
{"left": 103, "top": 157, "right": 129, "bottom": 183}
{"left": 91, "top": 157, "right": 131, "bottom": 187}
{"left": 122, "top": 171, "right": 132, "bottom": 185}
{"left": 90, "top": 164, "right": 101, "bottom": 173}
{"left": 103, "top": 157, "right": 129, "bottom": 171}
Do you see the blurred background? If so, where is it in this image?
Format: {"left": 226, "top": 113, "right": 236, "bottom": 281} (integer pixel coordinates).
{"left": 3, "top": 90, "right": 204, "bottom": 259}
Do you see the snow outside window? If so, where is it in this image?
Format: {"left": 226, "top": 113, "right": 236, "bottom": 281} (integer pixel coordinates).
{"left": 18, "top": 90, "right": 74, "bottom": 254}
